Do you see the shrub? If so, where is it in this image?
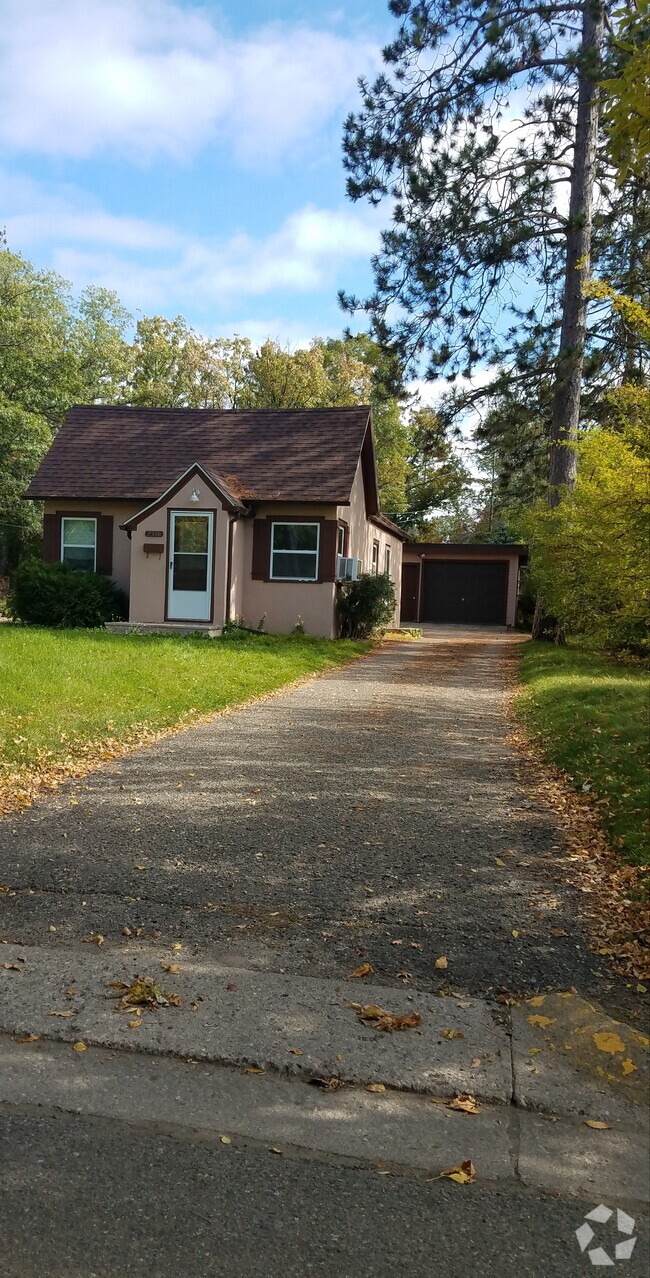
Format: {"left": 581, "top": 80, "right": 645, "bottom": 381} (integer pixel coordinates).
{"left": 9, "top": 559, "right": 128, "bottom": 628}
{"left": 337, "top": 572, "right": 396, "bottom": 638}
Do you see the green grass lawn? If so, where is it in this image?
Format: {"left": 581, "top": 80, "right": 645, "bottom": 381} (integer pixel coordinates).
{"left": 516, "top": 642, "right": 650, "bottom": 866}
{"left": 0, "top": 626, "right": 368, "bottom": 800}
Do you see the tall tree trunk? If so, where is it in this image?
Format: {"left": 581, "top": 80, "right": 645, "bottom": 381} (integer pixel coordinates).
{"left": 548, "top": 0, "right": 605, "bottom": 508}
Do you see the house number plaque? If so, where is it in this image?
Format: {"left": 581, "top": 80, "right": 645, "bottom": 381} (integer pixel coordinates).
{"left": 145, "top": 530, "right": 164, "bottom": 538}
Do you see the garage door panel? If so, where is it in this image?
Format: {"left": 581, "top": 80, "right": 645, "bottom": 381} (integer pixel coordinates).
{"left": 422, "top": 560, "right": 508, "bottom": 625}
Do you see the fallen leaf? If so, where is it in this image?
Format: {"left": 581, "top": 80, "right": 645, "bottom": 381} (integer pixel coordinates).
{"left": 287, "top": 1047, "right": 304, "bottom": 1055}
{"left": 397, "top": 971, "right": 412, "bottom": 984}
{"left": 471, "top": 1057, "right": 481, "bottom": 1068}
{"left": 527, "top": 1015, "right": 556, "bottom": 1029}
{"left": 135, "top": 865, "right": 147, "bottom": 871}
{"left": 353, "top": 1003, "right": 422, "bottom": 1032}
{"left": 441, "top": 1029, "right": 465, "bottom": 1040}
{"left": 621, "top": 1058, "right": 638, "bottom": 1075}
{"left": 167, "top": 993, "right": 182, "bottom": 1006}
{"left": 47, "top": 1010, "right": 74, "bottom": 1018}
{"left": 551, "top": 928, "right": 568, "bottom": 937}
{"left": 367, "top": 1083, "right": 386, "bottom": 1093}
{"left": 128, "top": 1019, "right": 142, "bottom": 1029}
{"left": 269, "top": 1147, "right": 283, "bottom": 1155}
{"left": 440, "top": 1160, "right": 475, "bottom": 1184}
{"left": 495, "top": 858, "right": 506, "bottom": 867}
{"left": 226, "top": 983, "right": 237, "bottom": 991}
{"left": 528, "top": 1048, "right": 541, "bottom": 1054}
{"left": 527, "top": 995, "right": 546, "bottom": 1007}
{"left": 447, "top": 1094, "right": 481, "bottom": 1115}
{"left": 245, "top": 1067, "right": 265, "bottom": 1075}
{"left": 349, "top": 963, "right": 374, "bottom": 979}
{"left": 160, "top": 963, "right": 182, "bottom": 974}
{"left": 1, "top": 962, "right": 21, "bottom": 971}
{"left": 511, "top": 930, "right": 520, "bottom": 939}
{"left": 584, "top": 1120, "right": 611, "bottom": 1130}
{"left": 309, "top": 1077, "right": 344, "bottom": 1090}
{"left": 110, "top": 976, "right": 171, "bottom": 1011}
{"left": 122, "top": 926, "right": 132, "bottom": 937}
{"left": 73, "top": 1041, "right": 87, "bottom": 1052}
{"left": 593, "top": 1032, "right": 626, "bottom": 1055}
{"left": 220, "top": 1135, "right": 231, "bottom": 1145}
{"left": 435, "top": 956, "right": 448, "bottom": 970}
{"left": 171, "top": 943, "right": 183, "bottom": 951}
{"left": 82, "top": 933, "right": 104, "bottom": 946}
{"left": 496, "top": 993, "right": 519, "bottom": 1006}
{"left": 17, "top": 1033, "right": 39, "bottom": 1044}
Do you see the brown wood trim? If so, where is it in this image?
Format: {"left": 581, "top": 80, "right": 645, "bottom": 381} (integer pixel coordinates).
{"left": 224, "top": 516, "right": 236, "bottom": 624}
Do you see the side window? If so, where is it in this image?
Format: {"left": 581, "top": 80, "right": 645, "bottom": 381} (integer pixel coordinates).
{"left": 270, "top": 523, "right": 319, "bottom": 580}
{"left": 385, "top": 545, "right": 391, "bottom": 578}
{"left": 371, "top": 541, "right": 379, "bottom": 574}
{"left": 337, "top": 525, "right": 346, "bottom": 557}
{"left": 61, "top": 517, "right": 97, "bottom": 572}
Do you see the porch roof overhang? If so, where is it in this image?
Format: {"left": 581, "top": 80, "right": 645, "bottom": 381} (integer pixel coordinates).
{"left": 120, "top": 462, "right": 247, "bottom": 533}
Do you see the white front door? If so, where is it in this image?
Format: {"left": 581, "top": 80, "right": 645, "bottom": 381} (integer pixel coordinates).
{"left": 167, "top": 511, "right": 213, "bottom": 621}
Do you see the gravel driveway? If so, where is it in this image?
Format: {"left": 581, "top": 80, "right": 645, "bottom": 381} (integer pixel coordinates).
{"left": 0, "top": 628, "right": 614, "bottom": 1001}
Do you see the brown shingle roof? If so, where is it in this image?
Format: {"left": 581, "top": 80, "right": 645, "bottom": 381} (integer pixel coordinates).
{"left": 24, "top": 405, "right": 373, "bottom": 505}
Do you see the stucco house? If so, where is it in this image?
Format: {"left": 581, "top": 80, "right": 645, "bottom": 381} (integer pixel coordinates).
{"left": 24, "top": 405, "right": 406, "bottom": 637}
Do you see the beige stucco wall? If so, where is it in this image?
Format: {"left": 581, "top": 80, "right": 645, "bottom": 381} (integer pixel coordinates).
{"left": 239, "top": 504, "right": 338, "bottom": 638}
{"left": 402, "top": 547, "right": 520, "bottom": 627}
{"left": 128, "top": 478, "right": 232, "bottom": 626}
{"left": 43, "top": 498, "right": 139, "bottom": 596}
{"left": 229, "top": 517, "right": 247, "bottom": 621}
{"left": 337, "top": 463, "right": 403, "bottom": 627}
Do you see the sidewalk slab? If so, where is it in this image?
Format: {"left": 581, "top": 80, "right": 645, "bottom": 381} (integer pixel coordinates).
{"left": 0, "top": 1034, "right": 516, "bottom": 1180}
{"left": 0, "top": 944, "right": 512, "bottom": 1100}
{"left": 518, "top": 1110, "right": 650, "bottom": 1204}
{"left": 512, "top": 992, "right": 649, "bottom": 1125}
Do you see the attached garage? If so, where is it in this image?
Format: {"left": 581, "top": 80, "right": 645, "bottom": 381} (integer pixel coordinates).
{"left": 400, "top": 543, "right": 528, "bottom": 628}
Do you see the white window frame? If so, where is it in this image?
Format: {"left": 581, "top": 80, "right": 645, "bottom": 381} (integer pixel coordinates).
{"left": 270, "top": 522, "right": 320, "bottom": 582}
{"left": 337, "top": 525, "right": 346, "bottom": 557}
{"left": 385, "top": 545, "right": 391, "bottom": 577}
{"left": 61, "top": 516, "right": 97, "bottom": 572}
{"left": 371, "top": 540, "right": 380, "bottom": 575}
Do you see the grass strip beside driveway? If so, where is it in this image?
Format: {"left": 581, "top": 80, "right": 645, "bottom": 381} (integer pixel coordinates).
{"left": 0, "top": 627, "right": 368, "bottom": 813}
{"left": 516, "top": 641, "right": 649, "bottom": 867}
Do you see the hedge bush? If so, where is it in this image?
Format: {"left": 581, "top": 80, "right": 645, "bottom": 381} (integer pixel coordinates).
{"left": 9, "top": 559, "right": 128, "bottom": 628}
{"left": 337, "top": 572, "right": 396, "bottom": 638}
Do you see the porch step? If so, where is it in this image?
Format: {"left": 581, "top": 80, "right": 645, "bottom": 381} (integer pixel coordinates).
{"left": 105, "top": 622, "right": 222, "bottom": 638}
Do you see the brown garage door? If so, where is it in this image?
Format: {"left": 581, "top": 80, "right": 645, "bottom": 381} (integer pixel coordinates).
{"left": 421, "top": 560, "right": 508, "bottom": 625}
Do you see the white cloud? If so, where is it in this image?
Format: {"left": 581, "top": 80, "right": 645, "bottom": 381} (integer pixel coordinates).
{"left": 0, "top": 0, "right": 380, "bottom": 164}
{"left": 2, "top": 170, "right": 381, "bottom": 314}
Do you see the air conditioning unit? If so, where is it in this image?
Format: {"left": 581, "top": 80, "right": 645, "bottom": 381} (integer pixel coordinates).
{"left": 338, "top": 556, "right": 362, "bottom": 581}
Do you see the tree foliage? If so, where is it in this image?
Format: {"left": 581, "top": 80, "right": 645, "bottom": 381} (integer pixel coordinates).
{"left": 523, "top": 414, "right": 649, "bottom": 649}
{"left": 601, "top": 0, "right": 650, "bottom": 183}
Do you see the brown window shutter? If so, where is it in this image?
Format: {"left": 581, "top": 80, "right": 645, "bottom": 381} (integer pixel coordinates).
{"left": 319, "top": 520, "right": 338, "bottom": 582}
{"left": 251, "top": 519, "right": 270, "bottom": 579}
{"left": 42, "top": 513, "right": 60, "bottom": 562}
{"left": 96, "top": 515, "right": 114, "bottom": 575}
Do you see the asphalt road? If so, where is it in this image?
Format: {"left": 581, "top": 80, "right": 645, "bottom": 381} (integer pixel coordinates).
{"left": 0, "top": 630, "right": 623, "bottom": 1005}
{"left": 3, "top": 1108, "right": 647, "bottom": 1278}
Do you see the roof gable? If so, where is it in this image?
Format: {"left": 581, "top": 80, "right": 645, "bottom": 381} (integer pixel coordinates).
{"left": 24, "top": 405, "right": 373, "bottom": 506}
{"left": 121, "top": 463, "right": 245, "bottom": 531}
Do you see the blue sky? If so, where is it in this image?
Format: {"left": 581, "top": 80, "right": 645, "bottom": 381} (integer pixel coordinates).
{"left": 2, "top": 0, "right": 398, "bottom": 347}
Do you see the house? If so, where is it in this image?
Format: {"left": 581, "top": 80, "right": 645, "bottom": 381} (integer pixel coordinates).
{"left": 24, "top": 405, "right": 406, "bottom": 638}
{"left": 401, "top": 542, "right": 528, "bottom": 627}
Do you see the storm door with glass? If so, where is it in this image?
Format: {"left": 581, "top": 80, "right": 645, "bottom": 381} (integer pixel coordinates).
{"left": 167, "top": 511, "right": 213, "bottom": 620}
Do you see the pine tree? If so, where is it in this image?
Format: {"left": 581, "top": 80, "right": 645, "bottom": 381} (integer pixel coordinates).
{"left": 341, "top": 0, "right": 625, "bottom": 498}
